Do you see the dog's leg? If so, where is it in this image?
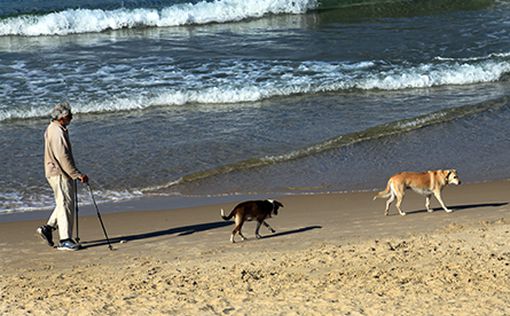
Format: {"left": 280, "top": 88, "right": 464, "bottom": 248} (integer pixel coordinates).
{"left": 230, "top": 226, "right": 237, "bottom": 243}
{"left": 256, "top": 221, "right": 276, "bottom": 239}
{"left": 395, "top": 191, "right": 406, "bottom": 216}
{"left": 234, "top": 217, "right": 247, "bottom": 241}
{"left": 231, "top": 217, "right": 242, "bottom": 243}
{"left": 232, "top": 226, "right": 247, "bottom": 242}
{"left": 426, "top": 195, "right": 433, "bottom": 212}
{"left": 238, "top": 230, "right": 247, "bottom": 241}
{"left": 263, "top": 221, "right": 276, "bottom": 233}
{"left": 255, "top": 221, "right": 262, "bottom": 239}
{"left": 433, "top": 191, "right": 453, "bottom": 213}
{"left": 384, "top": 193, "right": 395, "bottom": 216}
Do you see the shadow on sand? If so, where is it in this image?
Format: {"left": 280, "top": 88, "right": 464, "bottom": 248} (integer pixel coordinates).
{"left": 406, "top": 202, "right": 508, "bottom": 215}
{"left": 259, "top": 225, "right": 322, "bottom": 239}
{"left": 80, "top": 221, "right": 322, "bottom": 250}
{"left": 80, "top": 221, "right": 232, "bottom": 250}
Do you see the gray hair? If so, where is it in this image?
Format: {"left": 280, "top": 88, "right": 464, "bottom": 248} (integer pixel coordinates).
{"left": 50, "top": 101, "right": 72, "bottom": 121}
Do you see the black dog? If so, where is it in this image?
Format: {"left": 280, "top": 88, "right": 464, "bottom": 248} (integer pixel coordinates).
{"left": 221, "top": 199, "right": 283, "bottom": 243}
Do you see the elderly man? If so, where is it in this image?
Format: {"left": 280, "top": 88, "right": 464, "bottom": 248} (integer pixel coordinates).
{"left": 37, "top": 102, "right": 88, "bottom": 251}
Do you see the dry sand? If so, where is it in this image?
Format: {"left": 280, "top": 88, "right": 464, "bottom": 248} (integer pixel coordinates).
{"left": 1, "top": 180, "right": 509, "bottom": 315}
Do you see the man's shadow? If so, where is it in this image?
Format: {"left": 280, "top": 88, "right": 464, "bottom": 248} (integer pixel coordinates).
{"left": 80, "top": 221, "right": 322, "bottom": 249}
{"left": 80, "top": 221, "right": 231, "bottom": 249}
{"left": 406, "top": 202, "right": 508, "bottom": 215}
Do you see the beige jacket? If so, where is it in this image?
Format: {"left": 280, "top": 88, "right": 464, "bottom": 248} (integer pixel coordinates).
{"left": 44, "top": 121, "right": 83, "bottom": 180}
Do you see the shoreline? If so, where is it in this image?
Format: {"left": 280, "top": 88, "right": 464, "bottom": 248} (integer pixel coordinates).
{"left": 1, "top": 179, "right": 508, "bottom": 265}
{"left": 1, "top": 179, "right": 509, "bottom": 314}
{"left": 2, "top": 177, "right": 508, "bottom": 223}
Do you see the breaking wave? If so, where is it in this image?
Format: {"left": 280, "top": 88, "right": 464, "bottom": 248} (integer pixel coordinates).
{"left": 0, "top": 0, "right": 318, "bottom": 36}
{"left": 1, "top": 54, "right": 509, "bottom": 122}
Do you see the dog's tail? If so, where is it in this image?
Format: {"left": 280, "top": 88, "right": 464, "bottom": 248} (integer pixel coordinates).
{"left": 373, "top": 180, "right": 392, "bottom": 200}
{"left": 220, "top": 208, "right": 235, "bottom": 220}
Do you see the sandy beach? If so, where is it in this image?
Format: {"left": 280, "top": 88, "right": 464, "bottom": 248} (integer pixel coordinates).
{"left": 1, "top": 180, "right": 509, "bottom": 315}
{"left": 2, "top": 1, "right": 510, "bottom": 315}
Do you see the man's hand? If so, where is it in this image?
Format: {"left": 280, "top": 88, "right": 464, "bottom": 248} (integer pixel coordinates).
{"left": 79, "top": 174, "right": 89, "bottom": 183}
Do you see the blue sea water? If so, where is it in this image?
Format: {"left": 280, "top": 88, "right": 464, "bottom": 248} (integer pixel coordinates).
{"left": 0, "top": 0, "right": 509, "bottom": 215}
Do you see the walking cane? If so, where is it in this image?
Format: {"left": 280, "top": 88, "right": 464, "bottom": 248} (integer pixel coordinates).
{"left": 87, "top": 183, "right": 113, "bottom": 251}
{"left": 75, "top": 180, "right": 80, "bottom": 244}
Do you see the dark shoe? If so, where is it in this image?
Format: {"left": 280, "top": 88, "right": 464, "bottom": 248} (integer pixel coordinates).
{"left": 36, "top": 225, "right": 54, "bottom": 247}
{"left": 57, "top": 239, "right": 80, "bottom": 251}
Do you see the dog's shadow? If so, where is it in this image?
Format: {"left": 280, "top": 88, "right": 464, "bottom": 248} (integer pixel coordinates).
{"left": 259, "top": 225, "right": 322, "bottom": 239}
{"left": 79, "top": 221, "right": 232, "bottom": 250}
{"left": 79, "top": 222, "right": 322, "bottom": 249}
{"left": 406, "top": 202, "right": 508, "bottom": 215}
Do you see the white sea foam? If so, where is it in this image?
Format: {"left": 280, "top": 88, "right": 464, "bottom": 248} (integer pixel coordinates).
{"left": 0, "top": 191, "right": 53, "bottom": 214}
{"left": 1, "top": 57, "right": 509, "bottom": 122}
{"left": 0, "top": 0, "right": 318, "bottom": 36}
{"left": 359, "top": 60, "right": 510, "bottom": 90}
{"left": 434, "top": 52, "right": 510, "bottom": 62}
{"left": 0, "top": 188, "right": 143, "bottom": 214}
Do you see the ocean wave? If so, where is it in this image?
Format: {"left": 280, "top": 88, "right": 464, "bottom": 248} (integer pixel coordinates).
{"left": 0, "top": 0, "right": 318, "bottom": 36}
{"left": 1, "top": 55, "right": 509, "bottom": 122}
{"left": 141, "top": 96, "right": 509, "bottom": 193}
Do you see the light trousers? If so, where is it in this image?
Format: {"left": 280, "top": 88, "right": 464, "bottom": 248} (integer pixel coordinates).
{"left": 46, "top": 175, "right": 76, "bottom": 241}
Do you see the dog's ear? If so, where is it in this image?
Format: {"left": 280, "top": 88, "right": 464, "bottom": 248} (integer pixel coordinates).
{"left": 274, "top": 200, "right": 284, "bottom": 208}
{"left": 445, "top": 169, "right": 458, "bottom": 181}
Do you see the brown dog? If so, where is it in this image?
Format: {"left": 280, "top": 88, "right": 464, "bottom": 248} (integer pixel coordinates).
{"left": 220, "top": 199, "right": 283, "bottom": 243}
{"left": 374, "top": 169, "right": 461, "bottom": 216}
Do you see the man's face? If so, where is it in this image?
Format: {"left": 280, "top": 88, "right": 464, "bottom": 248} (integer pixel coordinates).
{"left": 61, "top": 113, "right": 73, "bottom": 126}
